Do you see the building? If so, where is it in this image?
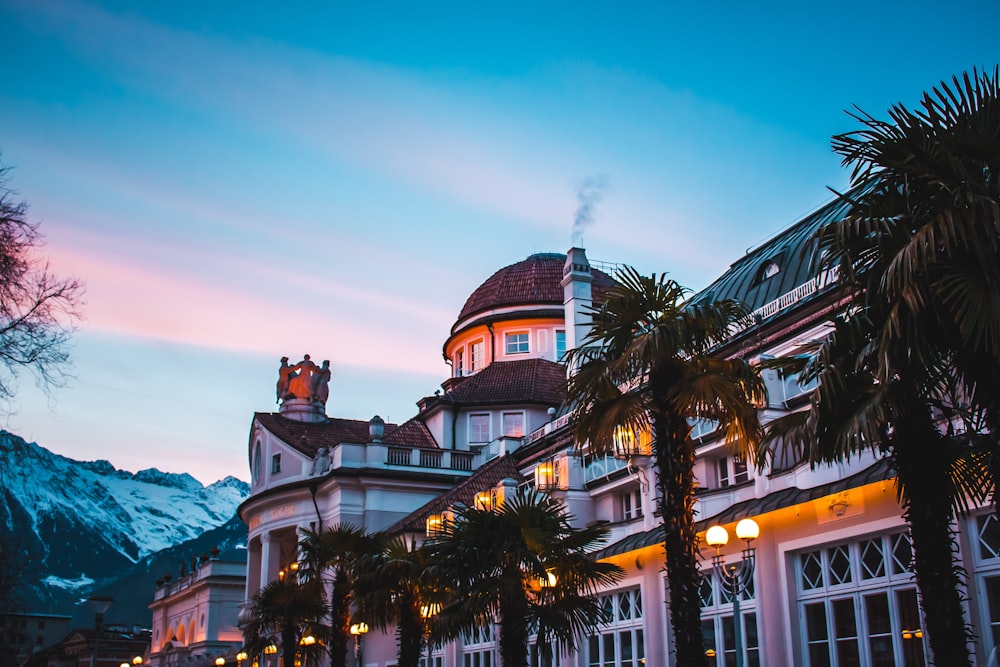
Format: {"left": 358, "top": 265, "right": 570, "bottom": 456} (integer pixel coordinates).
{"left": 0, "top": 613, "right": 71, "bottom": 667}
{"left": 147, "top": 555, "right": 246, "bottom": 667}
{"left": 238, "top": 213, "right": 1000, "bottom": 666}
{"left": 22, "top": 625, "right": 149, "bottom": 667}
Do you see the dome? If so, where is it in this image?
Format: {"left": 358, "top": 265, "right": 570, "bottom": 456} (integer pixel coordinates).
{"left": 453, "top": 253, "right": 616, "bottom": 331}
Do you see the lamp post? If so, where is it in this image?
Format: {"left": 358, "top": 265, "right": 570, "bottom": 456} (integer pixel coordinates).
{"left": 87, "top": 596, "right": 114, "bottom": 667}
{"left": 705, "top": 519, "right": 760, "bottom": 667}
{"left": 349, "top": 623, "right": 368, "bottom": 666}
{"left": 236, "top": 650, "right": 248, "bottom": 667}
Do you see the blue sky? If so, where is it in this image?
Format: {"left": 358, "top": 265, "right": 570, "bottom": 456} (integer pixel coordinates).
{"left": 1, "top": 0, "right": 997, "bottom": 484}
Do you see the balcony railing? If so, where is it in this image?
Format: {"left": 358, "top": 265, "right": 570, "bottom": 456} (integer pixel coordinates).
{"left": 385, "top": 446, "right": 474, "bottom": 471}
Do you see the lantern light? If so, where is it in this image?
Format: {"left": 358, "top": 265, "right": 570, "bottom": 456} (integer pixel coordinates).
{"left": 735, "top": 518, "right": 760, "bottom": 542}
{"left": 705, "top": 525, "right": 729, "bottom": 548}
{"left": 349, "top": 623, "right": 369, "bottom": 636}
{"left": 216, "top": 658, "right": 226, "bottom": 666}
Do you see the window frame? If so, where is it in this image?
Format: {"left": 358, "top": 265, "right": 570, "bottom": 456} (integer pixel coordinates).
{"left": 505, "top": 331, "right": 530, "bottom": 355}
{"left": 469, "top": 413, "right": 491, "bottom": 443}
{"left": 502, "top": 410, "right": 526, "bottom": 438}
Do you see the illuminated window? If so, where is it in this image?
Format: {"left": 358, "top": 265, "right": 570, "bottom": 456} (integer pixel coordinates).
{"left": 505, "top": 332, "right": 529, "bottom": 354}
{"left": 470, "top": 413, "right": 490, "bottom": 443}
{"left": 502, "top": 412, "right": 525, "bottom": 437}
{"left": 555, "top": 330, "right": 567, "bottom": 361}
{"left": 271, "top": 454, "right": 281, "bottom": 474}
{"left": 455, "top": 349, "right": 464, "bottom": 377}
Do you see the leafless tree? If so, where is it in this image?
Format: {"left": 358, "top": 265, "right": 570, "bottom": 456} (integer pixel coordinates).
{"left": 0, "top": 155, "right": 83, "bottom": 408}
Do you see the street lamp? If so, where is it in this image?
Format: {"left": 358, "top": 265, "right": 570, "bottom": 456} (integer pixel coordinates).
{"left": 236, "top": 651, "right": 248, "bottom": 667}
{"left": 132, "top": 657, "right": 143, "bottom": 666}
{"left": 216, "top": 658, "right": 226, "bottom": 667}
{"left": 349, "top": 623, "right": 368, "bottom": 666}
{"left": 87, "top": 596, "right": 114, "bottom": 667}
{"left": 705, "top": 518, "right": 760, "bottom": 667}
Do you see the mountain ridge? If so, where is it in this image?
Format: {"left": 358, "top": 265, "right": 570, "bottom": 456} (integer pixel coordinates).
{"left": 0, "top": 430, "right": 249, "bottom": 615}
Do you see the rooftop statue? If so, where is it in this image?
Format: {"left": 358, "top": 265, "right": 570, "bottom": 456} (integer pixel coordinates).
{"left": 278, "top": 355, "right": 332, "bottom": 405}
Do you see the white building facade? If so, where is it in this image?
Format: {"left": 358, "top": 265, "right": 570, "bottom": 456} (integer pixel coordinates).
{"left": 238, "top": 222, "right": 1000, "bottom": 666}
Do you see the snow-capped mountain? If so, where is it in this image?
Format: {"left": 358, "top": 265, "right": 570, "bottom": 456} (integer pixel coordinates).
{"left": 0, "top": 430, "right": 249, "bottom": 612}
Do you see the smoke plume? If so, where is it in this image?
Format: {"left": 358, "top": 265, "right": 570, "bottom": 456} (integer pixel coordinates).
{"left": 572, "top": 175, "right": 608, "bottom": 247}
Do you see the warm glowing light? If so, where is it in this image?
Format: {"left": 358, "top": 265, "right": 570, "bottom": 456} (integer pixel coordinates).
{"left": 426, "top": 514, "right": 444, "bottom": 536}
{"left": 236, "top": 652, "right": 248, "bottom": 663}
{"left": 278, "top": 569, "right": 285, "bottom": 579}
{"left": 902, "top": 630, "right": 913, "bottom": 640}
{"left": 474, "top": 491, "right": 494, "bottom": 511}
{"left": 535, "top": 461, "right": 557, "bottom": 490}
{"left": 705, "top": 525, "right": 729, "bottom": 548}
{"left": 264, "top": 646, "right": 277, "bottom": 655}
{"left": 538, "top": 570, "right": 557, "bottom": 588}
{"left": 915, "top": 629, "right": 923, "bottom": 638}
{"left": 350, "top": 623, "right": 369, "bottom": 636}
{"left": 289, "top": 562, "right": 299, "bottom": 571}
{"left": 420, "top": 602, "right": 441, "bottom": 619}
{"left": 705, "top": 649, "right": 716, "bottom": 658}
{"left": 133, "top": 657, "right": 143, "bottom": 665}
{"left": 121, "top": 662, "right": 130, "bottom": 667}
{"left": 613, "top": 425, "right": 652, "bottom": 459}
{"left": 735, "top": 518, "right": 760, "bottom": 542}
{"left": 300, "top": 636, "right": 316, "bottom": 646}
{"left": 216, "top": 658, "right": 226, "bottom": 666}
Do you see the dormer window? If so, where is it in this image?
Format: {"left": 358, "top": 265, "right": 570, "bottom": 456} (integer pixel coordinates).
{"left": 505, "top": 332, "right": 529, "bottom": 354}
{"left": 754, "top": 260, "right": 781, "bottom": 285}
{"left": 471, "top": 340, "right": 485, "bottom": 371}
{"left": 271, "top": 453, "right": 281, "bottom": 474}
{"left": 455, "top": 349, "right": 464, "bottom": 377}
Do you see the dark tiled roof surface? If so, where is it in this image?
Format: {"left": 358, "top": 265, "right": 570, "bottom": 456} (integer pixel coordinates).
{"left": 438, "top": 358, "right": 566, "bottom": 407}
{"left": 593, "top": 457, "right": 892, "bottom": 560}
{"left": 455, "top": 253, "right": 616, "bottom": 326}
{"left": 254, "top": 413, "right": 438, "bottom": 457}
{"left": 388, "top": 454, "right": 525, "bottom": 533}
{"left": 688, "top": 193, "right": 854, "bottom": 318}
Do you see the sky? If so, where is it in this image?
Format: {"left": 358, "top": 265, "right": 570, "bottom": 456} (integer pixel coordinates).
{"left": 0, "top": 0, "right": 997, "bottom": 485}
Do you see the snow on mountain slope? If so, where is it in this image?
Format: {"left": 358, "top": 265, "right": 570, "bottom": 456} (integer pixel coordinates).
{"left": 0, "top": 430, "right": 249, "bottom": 607}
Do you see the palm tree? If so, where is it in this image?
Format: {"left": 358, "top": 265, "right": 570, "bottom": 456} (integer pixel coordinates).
{"left": 424, "top": 490, "right": 623, "bottom": 667}
{"left": 565, "top": 267, "right": 765, "bottom": 667}
{"left": 353, "top": 536, "right": 428, "bottom": 667}
{"left": 761, "top": 68, "right": 1000, "bottom": 665}
{"left": 241, "top": 577, "right": 329, "bottom": 667}
{"left": 299, "top": 525, "right": 383, "bottom": 667}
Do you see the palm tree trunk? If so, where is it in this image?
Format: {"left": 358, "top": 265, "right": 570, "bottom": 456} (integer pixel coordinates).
{"left": 892, "top": 411, "right": 973, "bottom": 666}
{"left": 499, "top": 587, "right": 530, "bottom": 667}
{"left": 281, "top": 626, "right": 298, "bottom": 667}
{"left": 654, "top": 410, "right": 707, "bottom": 667}
{"left": 330, "top": 571, "right": 351, "bottom": 667}
{"left": 396, "top": 599, "right": 423, "bottom": 667}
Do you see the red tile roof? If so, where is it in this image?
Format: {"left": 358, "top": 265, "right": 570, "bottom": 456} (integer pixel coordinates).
{"left": 387, "top": 454, "right": 525, "bottom": 533}
{"left": 430, "top": 358, "right": 566, "bottom": 408}
{"left": 455, "top": 253, "right": 616, "bottom": 326}
{"left": 254, "top": 413, "right": 438, "bottom": 457}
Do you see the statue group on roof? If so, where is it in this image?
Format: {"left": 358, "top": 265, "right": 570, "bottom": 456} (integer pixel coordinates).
{"left": 277, "top": 354, "right": 331, "bottom": 405}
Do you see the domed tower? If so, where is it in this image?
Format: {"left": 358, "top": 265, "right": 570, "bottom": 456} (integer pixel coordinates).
{"left": 443, "top": 250, "right": 615, "bottom": 378}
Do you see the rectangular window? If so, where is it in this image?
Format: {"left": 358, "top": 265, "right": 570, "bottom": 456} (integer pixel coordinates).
{"left": 621, "top": 490, "right": 643, "bottom": 521}
{"left": 502, "top": 411, "right": 525, "bottom": 437}
{"left": 718, "top": 456, "right": 749, "bottom": 488}
{"left": 471, "top": 341, "right": 485, "bottom": 371}
{"left": 470, "top": 413, "right": 490, "bottom": 443}
{"left": 505, "top": 332, "right": 530, "bottom": 354}
{"left": 455, "top": 349, "right": 464, "bottom": 377}
{"left": 271, "top": 453, "right": 281, "bottom": 474}
{"left": 555, "top": 330, "right": 567, "bottom": 361}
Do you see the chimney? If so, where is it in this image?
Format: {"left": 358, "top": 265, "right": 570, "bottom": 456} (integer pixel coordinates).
{"left": 561, "top": 247, "right": 593, "bottom": 362}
